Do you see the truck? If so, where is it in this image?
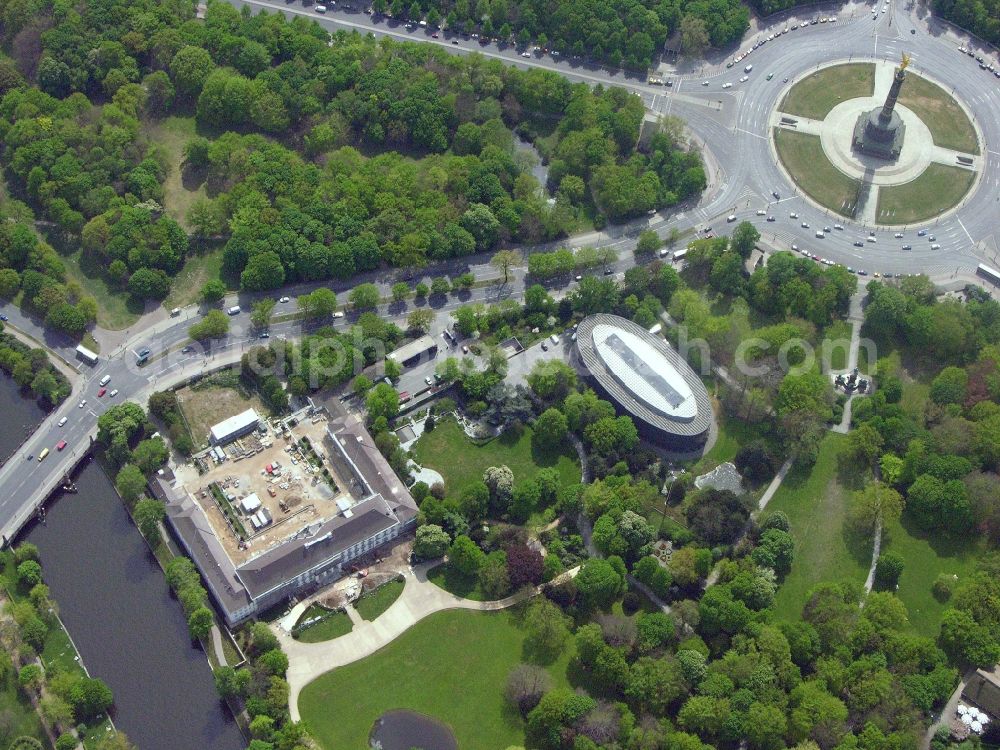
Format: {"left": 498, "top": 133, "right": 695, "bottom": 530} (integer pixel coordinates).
{"left": 75, "top": 344, "right": 99, "bottom": 365}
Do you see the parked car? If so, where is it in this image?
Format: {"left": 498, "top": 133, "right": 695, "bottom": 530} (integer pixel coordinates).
{"left": 58, "top": 417, "right": 68, "bottom": 427}
{"left": 97, "top": 388, "right": 107, "bottom": 397}
{"left": 109, "top": 389, "right": 118, "bottom": 397}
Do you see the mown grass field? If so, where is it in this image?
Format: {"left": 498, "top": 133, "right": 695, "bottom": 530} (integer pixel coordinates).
{"left": 768, "top": 434, "right": 870, "bottom": 622}
{"left": 898, "top": 74, "right": 979, "bottom": 154}
{"left": 876, "top": 163, "right": 975, "bottom": 225}
{"left": 774, "top": 129, "right": 860, "bottom": 217}
{"left": 298, "top": 609, "right": 574, "bottom": 750}
{"left": 881, "top": 517, "right": 984, "bottom": 637}
{"left": 412, "top": 419, "right": 580, "bottom": 497}
{"left": 779, "top": 63, "right": 876, "bottom": 119}
{"left": 355, "top": 578, "right": 405, "bottom": 621}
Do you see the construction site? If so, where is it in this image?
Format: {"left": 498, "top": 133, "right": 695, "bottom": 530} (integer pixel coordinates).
{"left": 173, "top": 410, "right": 348, "bottom": 566}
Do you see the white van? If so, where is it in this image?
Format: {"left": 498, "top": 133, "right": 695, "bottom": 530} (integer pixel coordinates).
{"left": 228, "top": 305, "right": 241, "bottom": 315}
{"left": 99, "top": 375, "right": 111, "bottom": 387}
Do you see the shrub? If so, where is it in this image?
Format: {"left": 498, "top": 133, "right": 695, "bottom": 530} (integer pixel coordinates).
{"left": 932, "top": 573, "right": 956, "bottom": 602}
{"left": 873, "top": 552, "right": 904, "bottom": 590}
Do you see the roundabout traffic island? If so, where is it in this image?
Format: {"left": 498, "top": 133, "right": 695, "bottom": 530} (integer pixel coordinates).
{"left": 771, "top": 57, "right": 981, "bottom": 225}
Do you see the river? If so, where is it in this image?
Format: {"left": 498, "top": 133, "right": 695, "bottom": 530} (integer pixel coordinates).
{"left": 0, "top": 376, "right": 245, "bottom": 750}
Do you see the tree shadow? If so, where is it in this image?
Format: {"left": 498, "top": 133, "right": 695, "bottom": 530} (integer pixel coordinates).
{"left": 835, "top": 453, "right": 869, "bottom": 491}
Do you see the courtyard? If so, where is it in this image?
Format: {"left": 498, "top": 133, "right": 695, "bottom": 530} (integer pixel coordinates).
{"left": 172, "top": 412, "right": 354, "bottom": 565}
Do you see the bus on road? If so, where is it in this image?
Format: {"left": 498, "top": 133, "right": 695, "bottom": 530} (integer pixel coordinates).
{"left": 75, "top": 344, "right": 99, "bottom": 365}
{"left": 977, "top": 263, "right": 1000, "bottom": 286}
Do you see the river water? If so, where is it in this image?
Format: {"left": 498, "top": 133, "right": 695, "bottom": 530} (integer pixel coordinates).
{"left": 0, "top": 377, "right": 245, "bottom": 750}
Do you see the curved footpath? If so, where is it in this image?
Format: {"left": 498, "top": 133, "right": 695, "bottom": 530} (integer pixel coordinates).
{"left": 273, "top": 560, "right": 546, "bottom": 721}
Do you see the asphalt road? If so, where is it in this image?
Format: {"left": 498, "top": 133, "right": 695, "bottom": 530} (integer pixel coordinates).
{"left": 1, "top": 0, "right": 999, "bottom": 541}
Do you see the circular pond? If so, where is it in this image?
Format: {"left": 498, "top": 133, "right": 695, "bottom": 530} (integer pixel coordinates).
{"left": 370, "top": 710, "right": 458, "bottom": 750}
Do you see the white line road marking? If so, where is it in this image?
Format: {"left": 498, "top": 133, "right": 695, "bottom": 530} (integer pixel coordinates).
{"left": 734, "top": 127, "right": 768, "bottom": 140}
{"left": 957, "top": 217, "right": 975, "bottom": 245}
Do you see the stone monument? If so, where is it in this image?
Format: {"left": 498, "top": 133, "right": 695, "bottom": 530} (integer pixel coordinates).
{"left": 852, "top": 53, "right": 910, "bottom": 160}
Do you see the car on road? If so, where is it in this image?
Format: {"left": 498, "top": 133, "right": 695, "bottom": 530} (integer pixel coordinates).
{"left": 56, "top": 440, "right": 67, "bottom": 451}
{"left": 279, "top": 296, "right": 290, "bottom": 303}
{"left": 928, "top": 234, "right": 936, "bottom": 241}
{"left": 58, "top": 417, "right": 67, "bottom": 427}
{"left": 867, "top": 236, "right": 877, "bottom": 242}
{"left": 314, "top": 4, "right": 326, "bottom": 11}
{"left": 823, "top": 226, "right": 831, "bottom": 233}
{"left": 97, "top": 388, "right": 107, "bottom": 397}
{"left": 520, "top": 51, "right": 530, "bottom": 57}
{"left": 931, "top": 243, "right": 941, "bottom": 250}
{"left": 894, "top": 232, "right": 904, "bottom": 238}
{"left": 259, "top": 332, "right": 270, "bottom": 339}
{"left": 744, "top": 64, "right": 753, "bottom": 72}
{"left": 109, "top": 389, "right": 118, "bottom": 397}
{"left": 815, "top": 231, "right": 824, "bottom": 238}
{"left": 858, "top": 269, "right": 868, "bottom": 275}
{"left": 603, "top": 267, "right": 614, "bottom": 275}
{"left": 773, "top": 191, "right": 780, "bottom": 199}
{"left": 789, "top": 212, "right": 798, "bottom": 218}
{"left": 540, "top": 341, "right": 548, "bottom": 351}
{"left": 727, "top": 215, "right": 737, "bottom": 222}
{"left": 425, "top": 376, "right": 433, "bottom": 385}
{"left": 740, "top": 75, "right": 749, "bottom": 82}
{"left": 452, "top": 39, "right": 458, "bottom": 44}
{"left": 0, "top": 314, "right": 6, "bottom": 321}
{"left": 766, "top": 73, "right": 774, "bottom": 80}
{"left": 181, "top": 345, "right": 194, "bottom": 353}
{"left": 902, "top": 245, "right": 912, "bottom": 250}
{"left": 78, "top": 399, "right": 86, "bottom": 408}
{"left": 834, "top": 224, "right": 844, "bottom": 230}
{"left": 756, "top": 209, "right": 766, "bottom": 215}
{"left": 766, "top": 216, "right": 775, "bottom": 222}
{"left": 722, "top": 82, "right": 732, "bottom": 88}
{"left": 801, "top": 222, "right": 809, "bottom": 228}
{"left": 917, "top": 229, "right": 928, "bottom": 236}
{"left": 854, "top": 240, "right": 865, "bottom": 247}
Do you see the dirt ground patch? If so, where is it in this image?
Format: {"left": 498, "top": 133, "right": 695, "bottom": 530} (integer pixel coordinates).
{"left": 176, "top": 381, "right": 269, "bottom": 446}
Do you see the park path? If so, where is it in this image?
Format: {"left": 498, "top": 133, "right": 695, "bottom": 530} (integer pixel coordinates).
{"left": 274, "top": 560, "right": 540, "bottom": 721}
{"left": 831, "top": 291, "right": 867, "bottom": 434}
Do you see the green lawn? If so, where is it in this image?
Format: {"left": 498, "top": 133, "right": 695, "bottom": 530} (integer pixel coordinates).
{"left": 881, "top": 517, "right": 984, "bottom": 638}
{"left": 774, "top": 129, "right": 860, "bottom": 217}
{"left": 59, "top": 250, "right": 143, "bottom": 331}
{"left": 427, "top": 562, "right": 487, "bottom": 601}
{"left": 693, "top": 408, "right": 768, "bottom": 475}
{"left": 298, "top": 609, "right": 574, "bottom": 750}
{"left": 898, "top": 74, "right": 979, "bottom": 154}
{"left": 768, "top": 434, "right": 871, "bottom": 622}
{"left": 412, "top": 419, "right": 581, "bottom": 498}
{"left": 780, "top": 63, "right": 876, "bottom": 119}
{"left": 876, "top": 163, "right": 975, "bottom": 225}
{"left": 147, "top": 116, "right": 208, "bottom": 230}
{"left": 293, "top": 605, "right": 353, "bottom": 643}
{"left": 164, "top": 246, "right": 226, "bottom": 310}
{"left": 823, "top": 320, "right": 853, "bottom": 372}
{"left": 0, "top": 677, "right": 47, "bottom": 748}
{"left": 354, "top": 579, "right": 405, "bottom": 621}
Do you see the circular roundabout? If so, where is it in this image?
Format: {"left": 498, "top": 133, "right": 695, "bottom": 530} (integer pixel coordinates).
{"left": 769, "top": 59, "right": 981, "bottom": 227}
